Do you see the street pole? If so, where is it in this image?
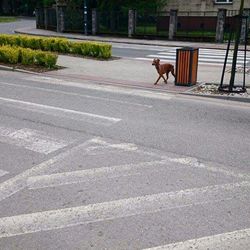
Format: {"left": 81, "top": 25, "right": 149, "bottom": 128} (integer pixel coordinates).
{"left": 83, "top": 0, "right": 88, "bottom": 35}
{"left": 229, "top": 0, "right": 244, "bottom": 91}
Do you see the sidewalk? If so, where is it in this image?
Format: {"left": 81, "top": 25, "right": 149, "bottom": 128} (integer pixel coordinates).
{"left": 11, "top": 27, "right": 250, "bottom": 102}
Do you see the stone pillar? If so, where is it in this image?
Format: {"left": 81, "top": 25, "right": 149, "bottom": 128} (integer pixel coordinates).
{"left": 44, "top": 7, "right": 48, "bottom": 30}
{"left": 92, "top": 8, "right": 98, "bottom": 35}
{"left": 56, "top": 5, "right": 65, "bottom": 32}
{"left": 128, "top": 9, "right": 135, "bottom": 38}
{"left": 169, "top": 9, "right": 178, "bottom": 40}
{"left": 35, "top": 8, "right": 39, "bottom": 29}
{"left": 240, "top": 9, "right": 250, "bottom": 43}
{"left": 216, "top": 9, "right": 226, "bottom": 43}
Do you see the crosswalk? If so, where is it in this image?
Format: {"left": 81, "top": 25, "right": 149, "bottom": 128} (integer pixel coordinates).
{"left": 0, "top": 131, "right": 250, "bottom": 249}
{"left": 136, "top": 47, "right": 250, "bottom": 66}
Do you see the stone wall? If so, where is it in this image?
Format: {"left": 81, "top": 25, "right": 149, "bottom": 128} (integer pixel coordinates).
{"left": 163, "top": 0, "right": 250, "bottom": 12}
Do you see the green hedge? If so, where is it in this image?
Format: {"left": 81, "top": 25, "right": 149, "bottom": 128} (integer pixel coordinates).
{"left": 0, "top": 45, "right": 58, "bottom": 68}
{"left": 0, "top": 34, "right": 112, "bottom": 59}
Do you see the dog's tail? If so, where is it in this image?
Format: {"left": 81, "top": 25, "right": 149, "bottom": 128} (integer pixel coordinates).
{"left": 171, "top": 66, "right": 176, "bottom": 78}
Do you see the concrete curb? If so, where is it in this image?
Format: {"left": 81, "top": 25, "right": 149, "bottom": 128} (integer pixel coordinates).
{"left": 2, "top": 63, "right": 250, "bottom": 103}
{"left": 0, "top": 65, "right": 41, "bottom": 75}
{"left": 180, "top": 92, "right": 250, "bottom": 103}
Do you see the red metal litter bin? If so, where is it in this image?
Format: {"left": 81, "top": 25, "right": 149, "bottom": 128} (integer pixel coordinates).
{"left": 175, "top": 47, "right": 199, "bottom": 86}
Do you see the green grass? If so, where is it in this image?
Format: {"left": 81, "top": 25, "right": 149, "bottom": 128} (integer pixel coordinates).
{"left": 176, "top": 31, "right": 216, "bottom": 37}
{"left": 135, "top": 26, "right": 168, "bottom": 36}
{"left": 0, "top": 17, "right": 17, "bottom": 23}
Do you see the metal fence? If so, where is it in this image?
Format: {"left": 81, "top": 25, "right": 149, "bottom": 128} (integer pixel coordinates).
{"left": 35, "top": 7, "right": 243, "bottom": 42}
{"left": 64, "top": 5, "right": 84, "bottom": 33}
{"left": 134, "top": 11, "right": 170, "bottom": 38}
{"left": 47, "top": 8, "right": 57, "bottom": 31}
{"left": 36, "top": 8, "right": 45, "bottom": 29}
{"left": 98, "top": 11, "right": 128, "bottom": 36}
{"left": 175, "top": 11, "right": 218, "bottom": 42}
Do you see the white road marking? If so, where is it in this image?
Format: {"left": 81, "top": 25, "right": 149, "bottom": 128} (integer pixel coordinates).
{"left": 25, "top": 76, "right": 174, "bottom": 100}
{"left": 0, "top": 181, "right": 249, "bottom": 238}
{"left": 0, "top": 169, "right": 8, "bottom": 178}
{"left": 0, "top": 127, "right": 68, "bottom": 154}
{"left": 89, "top": 137, "right": 138, "bottom": 151}
{"left": 167, "top": 157, "right": 250, "bottom": 181}
{"left": 143, "top": 228, "right": 250, "bottom": 250}
{"left": 158, "top": 51, "right": 247, "bottom": 57}
{"left": 0, "top": 81, "right": 152, "bottom": 109}
{"left": 131, "top": 147, "right": 250, "bottom": 182}
{"left": 0, "top": 138, "right": 99, "bottom": 202}
{"left": 147, "top": 54, "right": 245, "bottom": 64}
{"left": 27, "top": 160, "right": 167, "bottom": 189}
{"left": 0, "top": 97, "right": 121, "bottom": 126}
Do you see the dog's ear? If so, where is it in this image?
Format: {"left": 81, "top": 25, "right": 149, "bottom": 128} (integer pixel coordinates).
{"left": 157, "top": 58, "right": 160, "bottom": 63}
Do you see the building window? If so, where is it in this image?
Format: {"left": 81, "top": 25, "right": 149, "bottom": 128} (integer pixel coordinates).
{"left": 214, "top": 0, "right": 233, "bottom": 4}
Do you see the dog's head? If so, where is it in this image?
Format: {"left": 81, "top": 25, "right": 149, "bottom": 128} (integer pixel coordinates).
{"left": 152, "top": 58, "right": 160, "bottom": 66}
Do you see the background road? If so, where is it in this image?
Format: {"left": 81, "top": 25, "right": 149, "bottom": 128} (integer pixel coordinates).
{"left": 1, "top": 18, "right": 249, "bottom": 67}
{"left": 0, "top": 70, "right": 249, "bottom": 249}
{"left": 0, "top": 17, "right": 35, "bottom": 34}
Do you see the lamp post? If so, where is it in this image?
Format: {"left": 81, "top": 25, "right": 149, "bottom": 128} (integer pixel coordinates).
{"left": 83, "top": 0, "right": 88, "bottom": 35}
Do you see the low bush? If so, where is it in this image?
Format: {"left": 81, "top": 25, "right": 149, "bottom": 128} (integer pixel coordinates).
{"left": 0, "top": 45, "right": 19, "bottom": 64}
{"left": 0, "top": 45, "right": 58, "bottom": 68}
{"left": 20, "top": 48, "right": 35, "bottom": 65}
{"left": 0, "top": 34, "right": 112, "bottom": 59}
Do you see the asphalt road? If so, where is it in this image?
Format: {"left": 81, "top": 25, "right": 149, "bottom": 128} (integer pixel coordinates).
{"left": 0, "top": 18, "right": 35, "bottom": 34}
{"left": 0, "top": 70, "right": 249, "bottom": 249}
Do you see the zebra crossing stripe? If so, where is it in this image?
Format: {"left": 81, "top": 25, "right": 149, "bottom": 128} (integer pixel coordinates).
{"left": 0, "top": 181, "right": 249, "bottom": 238}
{"left": 0, "top": 127, "right": 68, "bottom": 154}
{"left": 143, "top": 228, "right": 250, "bottom": 250}
{"left": 27, "top": 160, "right": 167, "bottom": 189}
{"left": 0, "top": 138, "right": 98, "bottom": 202}
{"left": 0, "top": 169, "right": 8, "bottom": 178}
{"left": 146, "top": 54, "right": 245, "bottom": 63}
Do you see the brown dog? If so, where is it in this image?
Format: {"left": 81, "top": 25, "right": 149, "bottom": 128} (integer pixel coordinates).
{"left": 152, "top": 58, "right": 175, "bottom": 85}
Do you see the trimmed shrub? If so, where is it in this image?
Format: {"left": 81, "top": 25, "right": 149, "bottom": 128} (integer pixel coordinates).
{"left": 35, "top": 51, "right": 47, "bottom": 67}
{"left": 0, "top": 45, "right": 58, "bottom": 68}
{"left": 0, "top": 34, "right": 112, "bottom": 59}
{"left": 20, "top": 48, "right": 35, "bottom": 65}
{"left": 0, "top": 45, "right": 19, "bottom": 64}
{"left": 42, "top": 53, "right": 58, "bottom": 68}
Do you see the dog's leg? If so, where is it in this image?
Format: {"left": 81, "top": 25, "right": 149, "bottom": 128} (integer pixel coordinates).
{"left": 154, "top": 75, "right": 161, "bottom": 85}
{"left": 162, "top": 74, "right": 167, "bottom": 84}
{"left": 171, "top": 68, "right": 176, "bottom": 78}
{"left": 165, "top": 73, "right": 169, "bottom": 83}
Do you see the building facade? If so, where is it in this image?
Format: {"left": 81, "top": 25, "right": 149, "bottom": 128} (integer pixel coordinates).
{"left": 164, "top": 0, "right": 250, "bottom": 12}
